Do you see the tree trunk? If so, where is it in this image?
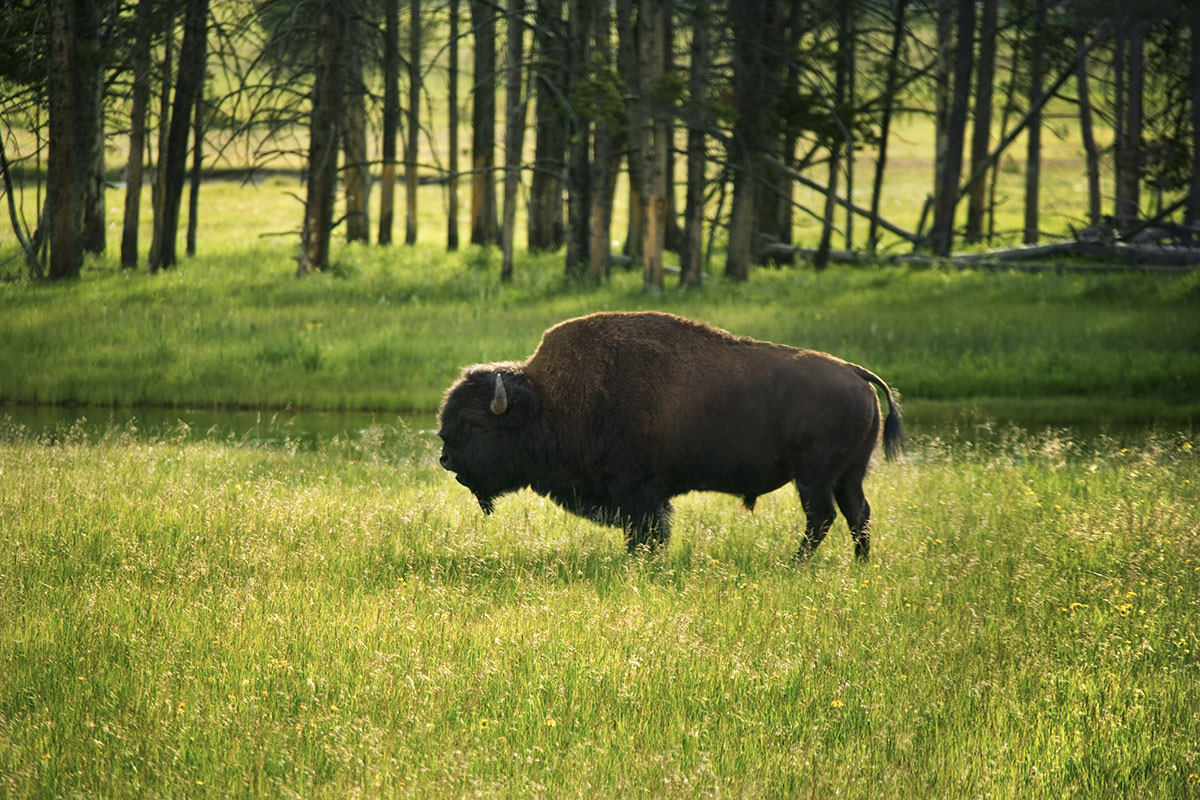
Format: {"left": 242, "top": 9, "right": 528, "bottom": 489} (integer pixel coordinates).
{"left": 725, "top": 0, "right": 769, "bottom": 282}
{"left": 121, "top": 0, "right": 153, "bottom": 269}
{"left": 186, "top": 83, "right": 203, "bottom": 255}
{"left": 868, "top": 0, "right": 908, "bottom": 252}
{"left": 48, "top": 0, "right": 82, "bottom": 280}
{"left": 987, "top": 21, "right": 1022, "bottom": 241}
{"left": 776, "top": 0, "right": 808, "bottom": 249}
{"left": 816, "top": 0, "right": 854, "bottom": 268}
{"left": 469, "top": 0, "right": 498, "bottom": 245}
{"left": 500, "top": 0, "right": 526, "bottom": 282}
{"left": 148, "top": 11, "right": 173, "bottom": 271}
{"left": 615, "top": 0, "right": 641, "bottom": 264}
{"left": 843, "top": 4, "right": 856, "bottom": 250}
{"left": 1075, "top": 34, "right": 1101, "bottom": 226}
{"left": 637, "top": 0, "right": 667, "bottom": 292}
{"left": 379, "top": 0, "right": 399, "bottom": 245}
{"left": 751, "top": 0, "right": 789, "bottom": 255}
{"left": 660, "top": 6, "right": 681, "bottom": 255}
{"left": 965, "top": 0, "right": 996, "bottom": 243}
{"left": 298, "top": 1, "right": 347, "bottom": 276}
{"left": 404, "top": 0, "right": 421, "bottom": 244}
{"left": 1023, "top": 0, "right": 1045, "bottom": 245}
{"left": 1114, "top": 22, "right": 1143, "bottom": 228}
{"left": 680, "top": 0, "right": 708, "bottom": 286}
{"left": 587, "top": 0, "right": 616, "bottom": 282}
{"left": 1188, "top": 2, "right": 1200, "bottom": 232}
{"left": 932, "top": 0, "right": 952, "bottom": 212}
{"left": 563, "top": 0, "right": 592, "bottom": 280}
{"left": 528, "top": 0, "right": 566, "bottom": 252}
{"left": 344, "top": 2, "right": 370, "bottom": 244}
{"left": 930, "top": 0, "right": 974, "bottom": 256}
{"left": 155, "top": 0, "right": 208, "bottom": 270}
{"left": 447, "top": 0, "right": 460, "bottom": 250}
{"left": 77, "top": 0, "right": 105, "bottom": 256}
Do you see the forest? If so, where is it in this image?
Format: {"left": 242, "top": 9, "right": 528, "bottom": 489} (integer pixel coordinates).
{"left": 2, "top": 0, "right": 1200, "bottom": 287}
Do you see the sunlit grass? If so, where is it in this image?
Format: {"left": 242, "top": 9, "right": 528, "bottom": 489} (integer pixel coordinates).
{"left": 1, "top": 233, "right": 1197, "bottom": 419}
{"left": 0, "top": 422, "right": 1196, "bottom": 796}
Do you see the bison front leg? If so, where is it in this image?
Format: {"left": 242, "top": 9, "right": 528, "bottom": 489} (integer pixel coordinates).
{"left": 794, "top": 484, "right": 837, "bottom": 561}
{"left": 623, "top": 503, "right": 672, "bottom": 554}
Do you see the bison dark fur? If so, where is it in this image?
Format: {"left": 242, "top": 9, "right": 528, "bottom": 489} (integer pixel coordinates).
{"left": 437, "top": 311, "right": 902, "bottom": 560}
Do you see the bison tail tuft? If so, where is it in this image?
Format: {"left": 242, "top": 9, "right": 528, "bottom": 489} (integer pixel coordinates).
{"left": 852, "top": 365, "right": 903, "bottom": 462}
{"left": 882, "top": 401, "right": 903, "bottom": 462}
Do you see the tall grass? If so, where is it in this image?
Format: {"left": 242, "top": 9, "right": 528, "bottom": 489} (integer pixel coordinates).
{"left": 0, "top": 421, "right": 1196, "bottom": 797}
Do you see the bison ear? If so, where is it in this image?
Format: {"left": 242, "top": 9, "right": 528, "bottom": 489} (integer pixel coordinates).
{"left": 490, "top": 373, "right": 508, "bottom": 415}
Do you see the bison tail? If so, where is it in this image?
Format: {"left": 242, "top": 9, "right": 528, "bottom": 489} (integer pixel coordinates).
{"left": 853, "top": 366, "right": 903, "bottom": 462}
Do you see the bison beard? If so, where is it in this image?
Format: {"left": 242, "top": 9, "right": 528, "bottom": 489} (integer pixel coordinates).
{"left": 437, "top": 311, "right": 902, "bottom": 560}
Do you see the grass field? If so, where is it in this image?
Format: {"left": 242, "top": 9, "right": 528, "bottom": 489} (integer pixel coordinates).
{"left": 2, "top": 116, "right": 1199, "bottom": 795}
{"left": 0, "top": 419, "right": 1197, "bottom": 797}
{"left": 1, "top": 231, "right": 1198, "bottom": 423}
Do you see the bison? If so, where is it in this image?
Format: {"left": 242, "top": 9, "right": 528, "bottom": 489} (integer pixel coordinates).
{"left": 437, "top": 311, "right": 901, "bottom": 560}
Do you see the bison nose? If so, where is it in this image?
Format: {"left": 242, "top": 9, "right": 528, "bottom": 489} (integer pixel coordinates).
{"left": 439, "top": 452, "right": 452, "bottom": 470}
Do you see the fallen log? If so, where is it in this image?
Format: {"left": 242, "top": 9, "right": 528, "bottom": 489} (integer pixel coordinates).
{"left": 754, "top": 239, "right": 1200, "bottom": 272}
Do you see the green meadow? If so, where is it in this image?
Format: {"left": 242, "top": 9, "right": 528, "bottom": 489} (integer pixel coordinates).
{"left": 2, "top": 152, "right": 1200, "bottom": 795}
{"left": 0, "top": 419, "right": 1197, "bottom": 797}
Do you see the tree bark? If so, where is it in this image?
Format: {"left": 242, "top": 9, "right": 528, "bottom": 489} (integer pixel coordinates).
{"left": 680, "top": 0, "right": 708, "bottom": 286}
{"left": 843, "top": 4, "right": 856, "bottom": 250}
{"left": 637, "top": 0, "right": 668, "bottom": 292}
{"left": 469, "top": 0, "right": 498, "bottom": 245}
{"left": 725, "top": 0, "right": 769, "bottom": 282}
{"left": 965, "top": 0, "right": 996, "bottom": 243}
{"left": 1114, "top": 22, "right": 1143, "bottom": 228}
{"left": 563, "top": 0, "right": 592, "bottom": 280}
{"left": 930, "top": 0, "right": 974, "bottom": 256}
{"left": 660, "top": 5, "right": 681, "bottom": 255}
{"left": 148, "top": 9, "right": 173, "bottom": 271}
{"left": 186, "top": 82, "right": 203, "bottom": 255}
{"left": 587, "top": 0, "right": 616, "bottom": 283}
{"left": 298, "top": 0, "right": 347, "bottom": 276}
{"left": 776, "top": 0, "right": 808, "bottom": 250}
{"left": 48, "top": 0, "right": 82, "bottom": 280}
{"left": 1188, "top": 2, "right": 1200, "bottom": 232}
{"left": 404, "top": 0, "right": 421, "bottom": 244}
{"left": 77, "top": 0, "right": 106, "bottom": 256}
{"left": 500, "top": 0, "right": 526, "bottom": 282}
{"left": 816, "top": 0, "right": 854, "bottom": 268}
{"left": 1023, "top": 0, "right": 1045, "bottom": 245}
{"left": 121, "top": 0, "right": 153, "bottom": 269}
{"left": 344, "top": 0, "right": 370, "bottom": 244}
{"left": 1075, "top": 34, "right": 1101, "bottom": 226}
{"left": 932, "top": 0, "right": 952, "bottom": 212}
{"left": 447, "top": 0, "right": 460, "bottom": 250}
{"left": 379, "top": 0, "right": 399, "bottom": 245}
{"left": 155, "top": 0, "right": 208, "bottom": 270}
{"left": 751, "top": 0, "right": 790, "bottom": 255}
{"left": 528, "top": 0, "right": 566, "bottom": 252}
{"left": 868, "top": 0, "right": 908, "bottom": 252}
{"left": 615, "top": 0, "right": 641, "bottom": 265}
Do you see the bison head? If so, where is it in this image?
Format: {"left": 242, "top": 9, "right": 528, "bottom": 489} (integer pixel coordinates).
{"left": 436, "top": 365, "right": 540, "bottom": 514}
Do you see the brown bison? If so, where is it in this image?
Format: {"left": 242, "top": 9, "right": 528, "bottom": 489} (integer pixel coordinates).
{"left": 437, "top": 311, "right": 901, "bottom": 560}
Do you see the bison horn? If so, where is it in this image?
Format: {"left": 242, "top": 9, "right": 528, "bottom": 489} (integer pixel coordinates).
{"left": 490, "top": 373, "right": 508, "bottom": 415}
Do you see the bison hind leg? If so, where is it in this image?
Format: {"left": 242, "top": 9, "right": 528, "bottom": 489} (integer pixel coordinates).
{"left": 624, "top": 502, "right": 672, "bottom": 554}
{"left": 834, "top": 479, "right": 871, "bottom": 561}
